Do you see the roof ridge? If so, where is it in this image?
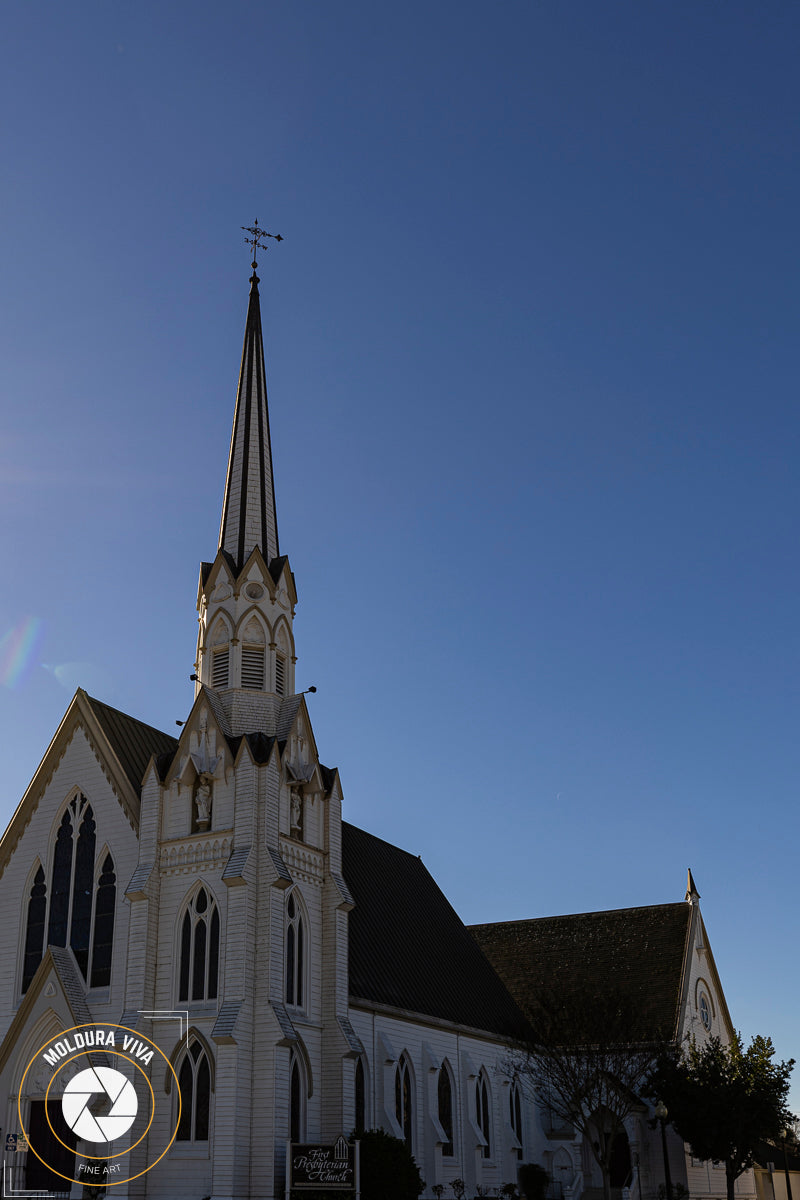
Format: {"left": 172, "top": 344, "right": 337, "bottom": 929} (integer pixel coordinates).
{"left": 469, "top": 900, "right": 688, "bottom": 929}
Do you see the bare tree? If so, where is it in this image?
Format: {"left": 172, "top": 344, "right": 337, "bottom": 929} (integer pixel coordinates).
{"left": 510, "top": 987, "right": 665, "bottom": 1200}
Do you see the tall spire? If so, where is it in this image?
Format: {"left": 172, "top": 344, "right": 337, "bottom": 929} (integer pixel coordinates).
{"left": 218, "top": 236, "right": 280, "bottom": 569}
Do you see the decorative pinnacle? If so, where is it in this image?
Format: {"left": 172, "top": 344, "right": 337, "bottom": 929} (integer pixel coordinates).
{"left": 241, "top": 219, "right": 283, "bottom": 269}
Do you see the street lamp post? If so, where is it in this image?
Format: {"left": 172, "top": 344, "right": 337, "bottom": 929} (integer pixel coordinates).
{"left": 781, "top": 1128, "right": 794, "bottom": 1200}
{"left": 655, "top": 1101, "right": 674, "bottom": 1200}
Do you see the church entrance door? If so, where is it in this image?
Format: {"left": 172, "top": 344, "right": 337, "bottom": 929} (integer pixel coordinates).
{"left": 25, "top": 1099, "right": 76, "bottom": 1196}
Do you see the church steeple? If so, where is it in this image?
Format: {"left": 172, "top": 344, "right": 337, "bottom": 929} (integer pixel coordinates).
{"left": 218, "top": 265, "right": 279, "bottom": 569}
{"left": 194, "top": 229, "right": 297, "bottom": 720}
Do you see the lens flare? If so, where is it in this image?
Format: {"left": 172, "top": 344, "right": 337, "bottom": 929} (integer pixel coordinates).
{"left": 0, "top": 617, "right": 44, "bottom": 689}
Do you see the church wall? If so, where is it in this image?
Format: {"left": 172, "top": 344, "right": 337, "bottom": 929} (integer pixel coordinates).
{"left": 349, "top": 1005, "right": 530, "bottom": 1196}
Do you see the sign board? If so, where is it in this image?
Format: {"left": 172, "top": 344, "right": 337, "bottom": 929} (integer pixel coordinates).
{"left": 289, "top": 1137, "right": 356, "bottom": 1190}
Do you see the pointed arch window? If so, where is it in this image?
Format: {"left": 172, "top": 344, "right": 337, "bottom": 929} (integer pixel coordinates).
{"left": 438, "top": 1063, "right": 454, "bottom": 1157}
{"left": 476, "top": 1072, "right": 492, "bottom": 1159}
{"left": 22, "top": 867, "right": 47, "bottom": 993}
{"left": 354, "top": 1057, "right": 367, "bottom": 1134}
{"left": 37, "top": 796, "right": 113, "bottom": 990}
{"left": 69, "top": 803, "right": 96, "bottom": 977}
{"left": 510, "top": 1080, "right": 523, "bottom": 1159}
{"left": 48, "top": 809, "right": 75, "bottom": 948}
{"left": 285, "top": 891, "right": 305, "bottom": 1008}
{"left": 178, "top": 887, "right": 220, "bottom": 1002}
{"left": 289, "top": 1050, "right": 306, "bottom": 1143}
{"left": 395, "top": 1055, "right": 413, "bottom": 1147}
{"left": 90, "top": 855, "right": 116, "bottom": 988}
{"left": 177, "top": 1038, "right": 212, "bottom": 1142}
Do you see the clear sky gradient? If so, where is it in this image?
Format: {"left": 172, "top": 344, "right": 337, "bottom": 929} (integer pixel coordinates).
{"left": 2, "top": 2, "right": 798, "bottom": 1105}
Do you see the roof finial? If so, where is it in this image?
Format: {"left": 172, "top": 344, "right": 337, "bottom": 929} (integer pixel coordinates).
{"left": 241, "top": 219, "right": 283, "bottom": 273}
{"left": 686, "top": 868, "right": 700, "bottom": 905}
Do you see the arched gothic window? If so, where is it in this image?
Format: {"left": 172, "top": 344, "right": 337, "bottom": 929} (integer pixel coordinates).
{"left": 395, "top": 1055, "right": 413, "bottom": 1147}
{"left": 22, "top": 866, "right": 47, "bottom": 993}
{"left": 476, "top": 1072, "right": 492, "bottom": 1159}
{"left": 285, "top": 891, "right": 305, "bottom": 1008}
{"left": 354, "top": 1057, "right": 367, "bottom": 1134}
{"left": 178, "top": 887, "right": 220, "bottom": 1002}
{"left": 29, "top": 796, "right": 115, "bottom": 990}
{"left": 509, "top": 1080, "right": 523, "bottom": 1159}
{"left": 289, "top": 1050, "right": 306, "bottom": 1143}
{"left": 90, "top": 855, "right": 116, "bottom": 988}
{"left": 438, "top": 1063, "right": 454, "bottom": 1157}
{"left": 177, "top": 1038, "right": 211, "bottom": 1142}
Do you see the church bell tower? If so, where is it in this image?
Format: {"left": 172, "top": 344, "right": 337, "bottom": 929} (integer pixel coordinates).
{"left": 194, "top": 225, "right": 298, "bottom": 732}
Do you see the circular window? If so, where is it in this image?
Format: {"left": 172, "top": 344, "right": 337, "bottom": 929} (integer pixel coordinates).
{"left": 245, "top": 582, "right": 264, "bottom": 600}
{"left": 700, "top": 994, "right": 711, "bottom": 1030}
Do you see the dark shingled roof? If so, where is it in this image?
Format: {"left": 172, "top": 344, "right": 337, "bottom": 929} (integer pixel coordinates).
{"left": 470, "top": 903, "right": 692, "bottom": 1041}
{"left": 86, "top": 695, "right": 179, "bottom": 795}
{"left": 342, "top": 822, "right": 525, "bottom": 1039}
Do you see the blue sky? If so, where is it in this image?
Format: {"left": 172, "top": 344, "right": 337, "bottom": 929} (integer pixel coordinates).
{"left": 2, "top": 2, "right": 799, "bottom": 1103}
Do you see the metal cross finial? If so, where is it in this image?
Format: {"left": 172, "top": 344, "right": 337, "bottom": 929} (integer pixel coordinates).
{"left": 241, "top": 219, "right": 283, "bottom": 268}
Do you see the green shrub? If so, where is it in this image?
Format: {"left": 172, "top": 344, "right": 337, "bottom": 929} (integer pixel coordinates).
{"left": 518, "top": 1162, "right": 549, "bottom": 1200}
{"left": 358, "top": 1129, "right": 424, "bottom": 1200}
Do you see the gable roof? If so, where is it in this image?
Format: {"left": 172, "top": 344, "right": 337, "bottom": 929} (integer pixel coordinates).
{"left": 0, "top": 946, "right": 95, "bottom": 1075}
{"left": 470, "top": 902, "right": 692, "bottom": 1042}
{"left": 342, "top": 822, "right": 525, "bottom": 1039}
{"left": 86, "top": 695, "right": 179, "bottom": 795}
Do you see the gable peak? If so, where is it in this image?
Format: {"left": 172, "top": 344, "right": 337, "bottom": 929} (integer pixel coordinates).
{"left": 686, "top": 867, "right": 700, "bottom": 905}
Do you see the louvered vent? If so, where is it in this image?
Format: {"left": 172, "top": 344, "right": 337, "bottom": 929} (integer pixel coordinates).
{"left": 212, "top": 648, "right": 229, "bottom": 689}
{"left": 275, "top": 655, "right": 285, "bottom": 696}
{"left": 242, "top": 646, "right": 265, "bottom": 690}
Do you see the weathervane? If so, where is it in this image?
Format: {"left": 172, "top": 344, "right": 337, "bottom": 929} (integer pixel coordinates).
{"left": 241, "top": 219, "right": 283, "bottom": 269}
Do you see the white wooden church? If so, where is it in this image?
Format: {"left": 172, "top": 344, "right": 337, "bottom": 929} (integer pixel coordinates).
{"left": 0, "top": 252, "right": 752, "bottom": 1200}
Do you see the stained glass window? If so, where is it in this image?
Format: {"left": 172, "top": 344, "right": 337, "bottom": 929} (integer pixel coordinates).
{"left": 90, "top": 855, "right": 116, "bottom": 988}
{"left": 476, "top": 1074, "right": 491, "bottom": 1158}
{"left": 438, "top": 1065, "right": 454, "bottom": 1156}
{"left": 285, "top": 891, "right": 305, "bottom": 1008}
{"left": 355, "top": 1058, "right": 366, "bottom": 1134}
{"left": 395, "top": 1056, "right": 413, "bottom": 1146}
{"left": 178, "top": 888, "right": 219, "bottom": 1003}
{"left": 69, "top": 805, "right": 96, "bottom": 976}
{"left": 22, "top": 867, "right": 47, "bottom": 993}
{"left": 177, "top": 1038, "right": 212, "bottom": 1142}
